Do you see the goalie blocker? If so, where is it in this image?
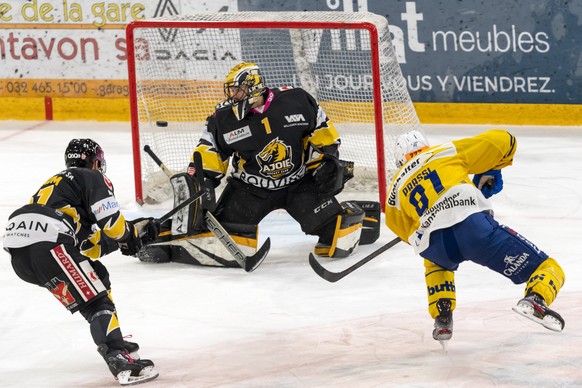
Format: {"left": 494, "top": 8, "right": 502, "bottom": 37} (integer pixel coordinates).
{"left": 137, "top": 173, "right": 381, "bottom": 266}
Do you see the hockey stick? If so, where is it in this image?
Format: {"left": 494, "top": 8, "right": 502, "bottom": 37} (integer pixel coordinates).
{"left": 143, "top": 144, "right": 174, "bottom": 178}
{"left": 309, "top": 237, "right": 401, "bottom": 282}
{"left": 192, "top": 151, "right": 270, "bottom": 272}
{"left": 143, "top": 144, "right": 270, "bottom": 272}
{"left": 156, "top": 189, "right": 204, "bottom": 224}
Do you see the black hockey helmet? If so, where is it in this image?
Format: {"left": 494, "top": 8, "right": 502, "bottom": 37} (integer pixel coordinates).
{"left": 64, "top": 138, "right": 106, "bottom": 173}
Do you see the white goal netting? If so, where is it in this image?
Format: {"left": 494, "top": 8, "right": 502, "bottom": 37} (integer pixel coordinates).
{"left": 126, "top": 11, "right": 421, "bottom": 204}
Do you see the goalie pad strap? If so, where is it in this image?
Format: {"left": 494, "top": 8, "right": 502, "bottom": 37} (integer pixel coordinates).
{"left": 350, "top": 200, "right": 381, "bottom": 245}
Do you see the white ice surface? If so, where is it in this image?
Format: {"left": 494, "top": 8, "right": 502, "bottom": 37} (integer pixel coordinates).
{"left": 0, "top": 121, "right": 581, "bottom": 387}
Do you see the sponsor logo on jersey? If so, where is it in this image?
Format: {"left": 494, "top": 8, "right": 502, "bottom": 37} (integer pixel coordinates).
{"left": 235, "top": 167, "right": 306, "bottom": 190}
{"left": 427, "top": 280, "right": 455, "bottom": 295}
{"left": 45, "top": 277, "right": 77, "bottom": 309}
{"left": 419, "top": 192, "right": 477, "bottom": 229}
{"left": 51, "top": 245, "right": 97, "bottom": 302}
{"left": 91, "top": 196, "right": 120, "bottom": 221}
{"left": 285, "top": 114, "right": 306, "bottom": 123}
{"left": 503, "top": 252, "right": 530, "bottom": 277}
{"left": 501, "top": 226, "right": 542, "bottom": 254}
{"left": 256, "top": 137, "right": 294, "bottom": 179}
{"left": 5, "top": 219, "right": 48, "bottom": 233}
{"left": 224, "top": 125, "right": 252, "bottom": 144}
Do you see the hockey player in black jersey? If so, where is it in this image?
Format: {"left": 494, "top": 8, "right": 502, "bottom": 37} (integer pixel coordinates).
{"left": 139, "top": 62, "right": 381, "bottom": 266}
{"left": 145, "top": 62, "right": 381, "bottom": 266}
{"left": 2, "top": 139, "right": 159, "bottom": 386}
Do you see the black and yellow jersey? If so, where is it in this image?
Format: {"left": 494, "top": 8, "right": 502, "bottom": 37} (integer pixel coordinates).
{"left": 385, "top": 130, "right": 517, "bottom": 253}
{"left": 5, "top": 167, "right": 130, "bottom": 258}
{"left": 194, "top": 87, "right": 340, "bottom": 190}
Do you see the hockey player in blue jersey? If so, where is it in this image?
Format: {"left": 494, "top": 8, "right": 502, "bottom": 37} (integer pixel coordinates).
{"left": 384, "top": 130, "right": 566, "bottom": 346}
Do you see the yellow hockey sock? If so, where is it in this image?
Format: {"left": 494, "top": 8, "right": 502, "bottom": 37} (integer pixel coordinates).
{"left": 424, "top": 259, "right": 457, "bottom": 319}
{"left": 525, "top": 257, "right": 565, "bottom": 305}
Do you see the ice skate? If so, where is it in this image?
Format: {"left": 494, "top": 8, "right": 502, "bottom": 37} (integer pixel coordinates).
{"left": 98, "top": 344, "right": 159, "bottom": 386}
{"left": 432, "top": 299, "right": 453, "bottom": 351}
{"left": 123, "top": 340, "right": 140, "bottom": 359}
{"left": 512, "top": 293, "right": 564, "bottom": 332}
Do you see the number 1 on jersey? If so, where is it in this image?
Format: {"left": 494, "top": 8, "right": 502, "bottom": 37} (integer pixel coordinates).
{"left": 261, "top": 117, "right": 272, "bottom": 134}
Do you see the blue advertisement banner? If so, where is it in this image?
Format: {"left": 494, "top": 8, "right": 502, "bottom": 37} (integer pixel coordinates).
{"left": 239, "top": 0, "right": 582, "bottom": 105}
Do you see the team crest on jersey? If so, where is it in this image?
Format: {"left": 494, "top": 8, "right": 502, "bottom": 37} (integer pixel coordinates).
{"left": 256, "top": 137, "right": 294, "bottom": 179}
{"left": 46, "top": 277, "right": 77, "bottom": 309}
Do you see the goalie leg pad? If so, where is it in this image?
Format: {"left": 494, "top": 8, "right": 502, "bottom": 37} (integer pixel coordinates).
{"left": 314, "top": 201, "right": 364, "bottom": 258}
{"left": 143, "top": 222, "right": 259, "bottom": 268}
{"left": 170, "top": 173, "right": 204, "bottom": 237}
{"left": 524, "top": 257, "right": 565, "bottom": 305}
{"left": 424, "top": 259, "right": 456, "bottom": 319}
{"left": 351, "top": 200, "right": 381, "bottom": 245}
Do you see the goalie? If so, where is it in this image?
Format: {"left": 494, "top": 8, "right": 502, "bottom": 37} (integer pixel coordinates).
{"left": 139, "top": 62, "right": 381, "bottom": 267}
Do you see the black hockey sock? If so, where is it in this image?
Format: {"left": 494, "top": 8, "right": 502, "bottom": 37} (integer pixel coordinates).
{"left": 89, "top": 309, "right": 125, "bottom": 351}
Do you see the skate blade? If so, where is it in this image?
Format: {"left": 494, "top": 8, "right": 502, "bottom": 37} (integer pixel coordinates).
{"left": 117, "top": 367, "right": 159, "bottom": 386}
{"left": 438, "top": 339, "right": 449, "bottom": 353}
{"left": 512, "top": 305, "right": 563, "bottom": 332}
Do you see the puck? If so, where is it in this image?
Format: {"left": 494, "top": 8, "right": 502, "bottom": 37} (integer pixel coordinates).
{"left": 156, "top": 120, "right": 168, "bottom": 127}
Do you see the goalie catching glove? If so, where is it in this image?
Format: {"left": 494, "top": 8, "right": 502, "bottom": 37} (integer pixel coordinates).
{"left": 311, "top": 154, "right": 354, "bottom": 197}
{"left": 117, "top": 218, "right": 160, "bottom": 256}
{"left": 131, "top": 217, "right": 160, "bottom": 244}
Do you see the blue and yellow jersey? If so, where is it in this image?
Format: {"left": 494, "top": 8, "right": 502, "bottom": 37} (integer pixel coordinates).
{"left": 385, "top": 130, "right": 516, "bottom": 253}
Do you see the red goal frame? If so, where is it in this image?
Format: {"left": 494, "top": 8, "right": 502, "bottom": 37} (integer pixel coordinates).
{"left": 126, "top": 19, "right": 387, "bottom": 206}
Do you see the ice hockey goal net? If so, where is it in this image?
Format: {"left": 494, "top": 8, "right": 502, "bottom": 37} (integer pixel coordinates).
{"left": 126, "top": 12, "right": 420, "bottom": 205}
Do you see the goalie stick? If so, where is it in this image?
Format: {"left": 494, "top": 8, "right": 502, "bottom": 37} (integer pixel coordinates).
{"left": 143, "top": 144, "right": 270, "bottom": 272}
{"left": 309, "top": 237, "right": 401, "bottom": 282}
{"left": 156, "top": 189, "right": 204, "bottom": 224}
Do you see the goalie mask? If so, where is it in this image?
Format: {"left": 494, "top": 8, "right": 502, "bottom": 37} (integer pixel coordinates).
{"left": 64, "top": 138, "right": 106, "bottom": 173}
{"left": 223, "top": 62, "right": 266, "bottom": 120}
{"left": 395, "top": 130, "right": 429, "bottom": 167}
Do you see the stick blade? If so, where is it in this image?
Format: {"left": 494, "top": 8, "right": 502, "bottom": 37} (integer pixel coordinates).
{"left": 244, "top": 238, "right": 271, "bottom": 272}
{"left": 308, "top": 253, "right": 342, "bottom": 283}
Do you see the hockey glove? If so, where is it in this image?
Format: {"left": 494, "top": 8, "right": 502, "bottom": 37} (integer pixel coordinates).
{"left": 117, "top": 222, "right": 143, "bottom": 256}
{"left": 130, "top": 217, "right": 160, "bottom": 245}
{"left": 312, "top": 154, "right": 354, "bottom": 197}
{"left": 472, "top": 169, "right": 503, "bottom": 198}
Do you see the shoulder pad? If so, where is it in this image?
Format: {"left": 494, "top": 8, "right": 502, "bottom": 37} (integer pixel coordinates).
{"left": 215, "top": 99, "right": 232, "bottom": 110}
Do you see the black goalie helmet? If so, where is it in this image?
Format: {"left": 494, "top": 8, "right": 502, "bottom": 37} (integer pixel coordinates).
{"left": 64, "top": 138, "right": 106, "bottom": 173}
{"left": 223, "top": 62, "right": 266, "bottom": 120}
